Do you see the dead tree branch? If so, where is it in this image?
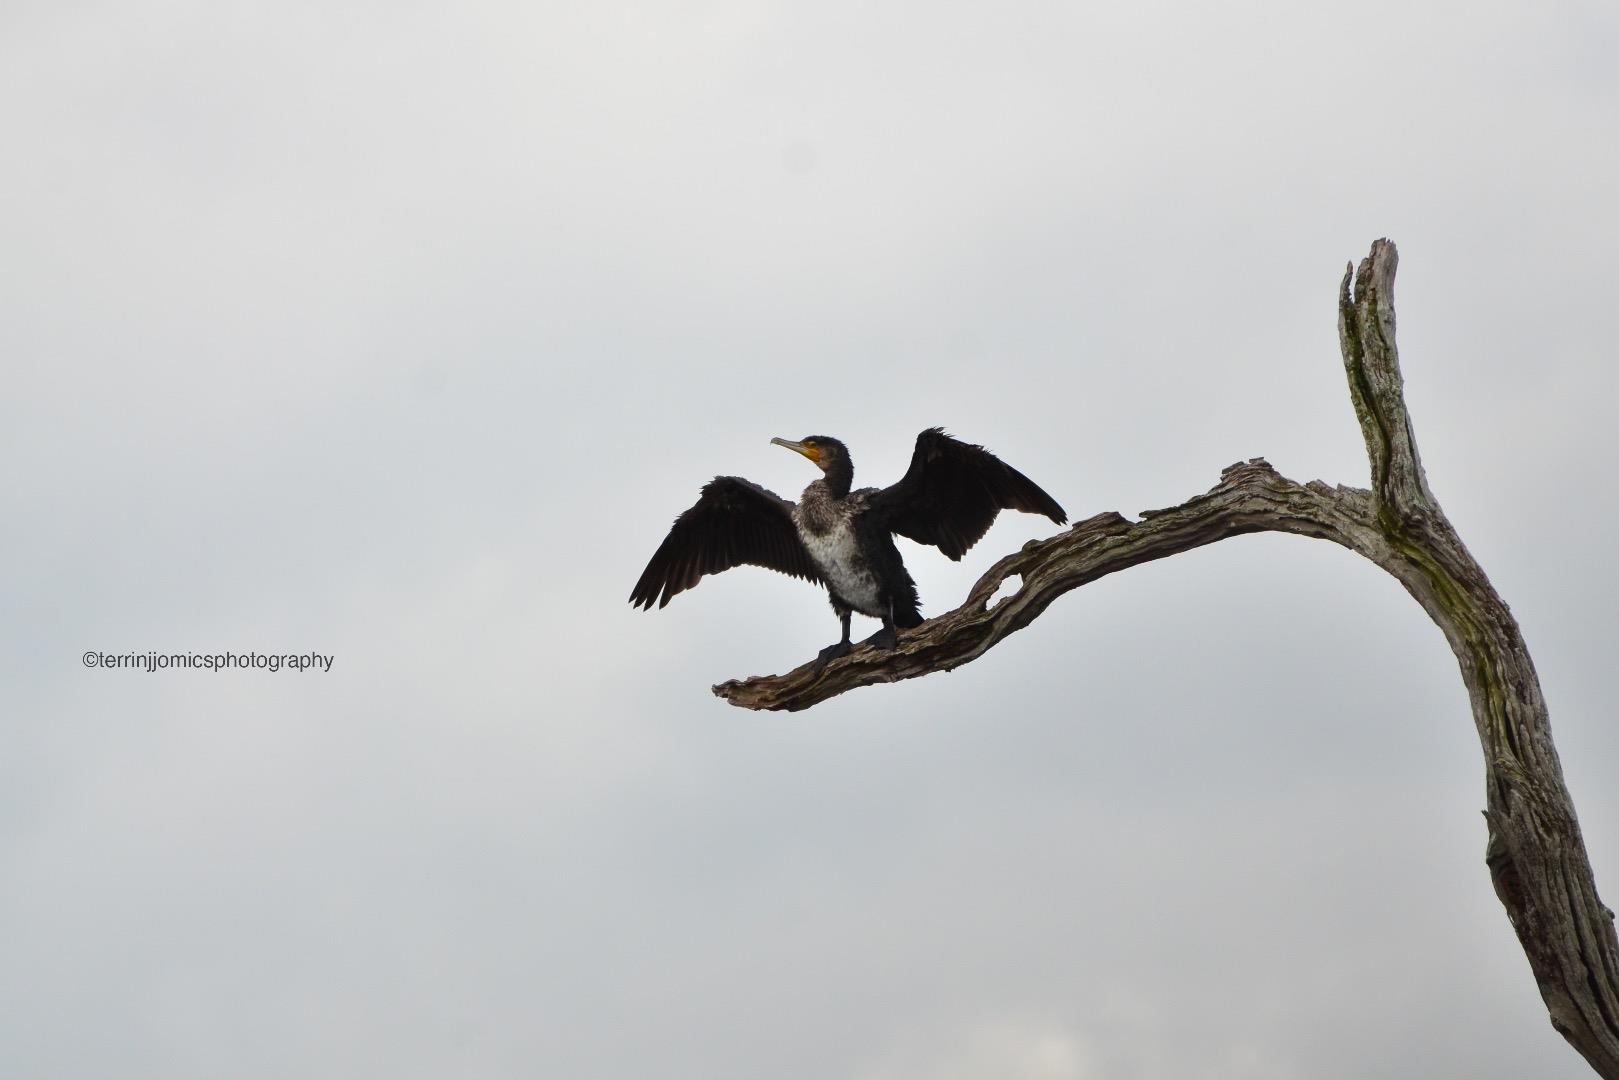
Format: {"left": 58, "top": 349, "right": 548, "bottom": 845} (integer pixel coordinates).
{"left": 714, "top": 239, "right": 1619, "bottom": 1076}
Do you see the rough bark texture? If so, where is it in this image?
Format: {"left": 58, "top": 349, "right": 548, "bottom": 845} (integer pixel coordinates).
{"left": 713, "top": 240, "right": 1619, "bottom": 1077}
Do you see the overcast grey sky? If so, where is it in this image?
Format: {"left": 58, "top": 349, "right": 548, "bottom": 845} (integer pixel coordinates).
{"left": 4, "top": 2, "right": 1617, "bottom": 1077}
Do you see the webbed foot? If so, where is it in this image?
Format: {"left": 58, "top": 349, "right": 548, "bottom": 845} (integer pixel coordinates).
{"left": 810, "top": 640, "right": 852, "bottom": 676}
{"left": 862, "top": 625, "right": 898, "bottom": 650}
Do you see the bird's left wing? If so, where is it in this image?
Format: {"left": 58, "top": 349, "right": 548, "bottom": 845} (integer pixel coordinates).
{"left": 870, "top": 428, "right": 1067, "bottom": 560}
{"left": 630, "top": 477, "right": 822, "bottom": 609}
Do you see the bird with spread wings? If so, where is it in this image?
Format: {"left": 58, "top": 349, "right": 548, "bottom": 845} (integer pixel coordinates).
{"left": 631, "top": 428, "right": 1067, "bottom": 673}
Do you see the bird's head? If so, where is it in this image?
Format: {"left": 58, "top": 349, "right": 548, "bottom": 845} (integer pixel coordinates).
{"left": 771, "top": 434, "right": 853, "bottom": 495}
{"left": 770, "top": 435, "right": 847, "bottom": 473}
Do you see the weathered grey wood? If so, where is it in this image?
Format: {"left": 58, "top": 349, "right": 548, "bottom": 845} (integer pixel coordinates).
{"left": 1339, "top": 242, "right": 1619, "bottom": 1075}
{"left": 713, "top": 239, "right": 1619, "bottom": 1076}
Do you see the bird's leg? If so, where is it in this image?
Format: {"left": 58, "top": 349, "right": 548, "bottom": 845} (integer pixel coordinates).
{"left": 812, "top": 609, "right": 853, "bottom": 675}
{"left": 862, "top": 604, "right": 900, "bottom": 650}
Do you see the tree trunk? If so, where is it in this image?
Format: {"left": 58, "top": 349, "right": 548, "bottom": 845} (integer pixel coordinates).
{"left": 713, "top": 240, "right": 1619, "bottom": 1076}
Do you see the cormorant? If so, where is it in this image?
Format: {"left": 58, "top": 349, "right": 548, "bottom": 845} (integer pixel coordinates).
{"left": 630, "top": 428, "right": 1067, "bottom": 673}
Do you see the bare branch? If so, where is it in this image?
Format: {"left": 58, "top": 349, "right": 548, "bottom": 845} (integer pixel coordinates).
{"left": 1339, "top": 237, "right": 1436, "bottom": 522}
{"left": 714, "top": 460, "right": 1379, "bottom": 711}
{"left": 713, "top": 240, "right": 1619, "bottom": 1077}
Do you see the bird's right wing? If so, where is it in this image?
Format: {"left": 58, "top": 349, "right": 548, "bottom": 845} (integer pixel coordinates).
{"left": 629, "top": 477, "right": 823, "bottom": 610}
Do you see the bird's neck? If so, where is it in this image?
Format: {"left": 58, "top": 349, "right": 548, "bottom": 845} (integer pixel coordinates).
{"left": 821, "top": 456, "right": 853, "bottom": 499}
{"left": 800, "top": 465, "right": 854, "bottom": 525}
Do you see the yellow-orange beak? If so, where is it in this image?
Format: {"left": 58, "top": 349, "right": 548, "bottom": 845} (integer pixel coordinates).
{"left": 770, "top": 437, "right": 820, "bottom": 464}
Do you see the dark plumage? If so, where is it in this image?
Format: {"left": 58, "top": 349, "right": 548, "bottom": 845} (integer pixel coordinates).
{"left": 630, "top": 428, "right": 1068, "bottom": 673}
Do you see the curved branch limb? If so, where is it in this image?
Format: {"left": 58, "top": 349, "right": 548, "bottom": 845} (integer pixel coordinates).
{"left": 714, "top": 460, "right": 1379, "bottom": 711}
{"left": 715, "top": 240, "right": 1619, "bottom": 1077}
{"left": 1341, "top": 242, "right": 1619, "bottom": 1074}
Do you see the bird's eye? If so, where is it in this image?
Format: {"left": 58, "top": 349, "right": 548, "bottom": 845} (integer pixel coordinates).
{"left": 803, "top": 439, "right": 817, "bottom": 449}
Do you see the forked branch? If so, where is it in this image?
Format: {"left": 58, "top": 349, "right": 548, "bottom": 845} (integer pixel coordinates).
{"left": 714, "top": 240, "right": 1619, "bottom": 1077}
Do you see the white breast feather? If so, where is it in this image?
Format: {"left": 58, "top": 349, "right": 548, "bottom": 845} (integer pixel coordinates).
{"left": 798, "top": 519, "right": 882, "bottom": 615}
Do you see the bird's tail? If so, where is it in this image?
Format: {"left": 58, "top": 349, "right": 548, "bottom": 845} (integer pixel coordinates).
{"left": 892, "top": 573, "right": 924, "bottom": 628}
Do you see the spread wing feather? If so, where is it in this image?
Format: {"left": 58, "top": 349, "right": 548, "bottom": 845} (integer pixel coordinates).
{"left": 872, "top": 428, "right": 1067, "bottom": 560}
{"left": 629, "top": 477, "right": 822, "bottom": 609}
